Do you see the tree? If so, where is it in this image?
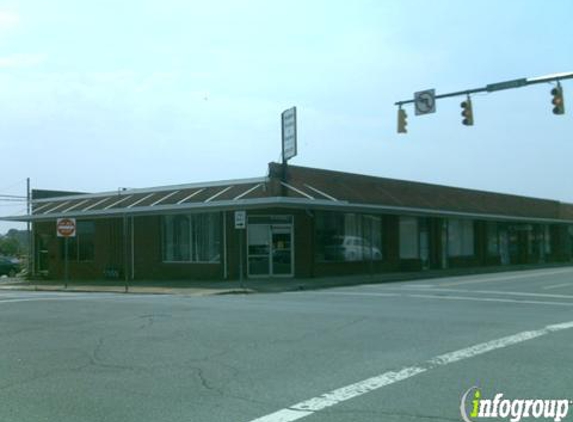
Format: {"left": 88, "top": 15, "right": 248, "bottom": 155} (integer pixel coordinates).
{"left": 0, "top": 235, "right": 20, "bottom": 256}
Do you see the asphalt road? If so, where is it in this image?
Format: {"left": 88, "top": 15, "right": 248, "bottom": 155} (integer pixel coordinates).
{"left": 2, "top": 267, "right": 573, "bottom": 422}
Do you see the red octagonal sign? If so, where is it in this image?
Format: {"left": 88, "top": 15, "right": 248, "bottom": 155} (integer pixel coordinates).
{"left": 56, "top": 218, "right": 77, "bottom": 238}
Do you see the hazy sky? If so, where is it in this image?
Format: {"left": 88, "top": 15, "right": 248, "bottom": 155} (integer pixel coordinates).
{"left": 1, "top": 0, "right": 572, "bottom": 233}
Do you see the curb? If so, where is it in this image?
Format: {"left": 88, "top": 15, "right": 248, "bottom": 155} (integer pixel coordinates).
{"left": 0, "top": 285, "right": 254, "bottom": 297}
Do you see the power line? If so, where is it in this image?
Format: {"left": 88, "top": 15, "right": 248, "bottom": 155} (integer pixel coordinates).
{"left": 0, "top": 194, "right": 27, "bottom": 199}
{"left": 0, "top": 179, "right": 26, "bottom": 193}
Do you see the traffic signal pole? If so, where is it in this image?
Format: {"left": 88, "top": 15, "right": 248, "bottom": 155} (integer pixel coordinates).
{"left": 394, "top": 72, "right": 573, "bottom": 107}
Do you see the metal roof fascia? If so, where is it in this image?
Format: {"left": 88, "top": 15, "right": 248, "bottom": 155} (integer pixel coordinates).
{"left": 127, "top": 193, "right": 155, "bottom": 209}
{"left": 6, "top": 197, "right": 295, "bottom": 221}
{"left": 296, "top": 200, "right": 573, "bottom": 225}
{"left": 150, "top": 191, "right": 180, "bottom": 206}
{"left": 4, "top": 197, "right": 573, "bottom": 224}
{"left": 83, "top": 196, "right": 113, "bottom": 212}
{"left": 280, "top": 182, "right": 314, "bottom": 199}
{"left": 32, "top": 202, "right": 54, "bottom": 213}
{"left": 233, "top": 183, "right": 262, "bottom": 200}
{"left": 62, "top": 199, "right": 90, "bottom": 213}
{"left": 104, "top": 195, "right": 134, "bottom": 210}
{"left": 205, "top": 186, "right": 233, "bottom": 203}
{"left": 41, "top": 201, "right": 71, "bottom": 215}
{"left": 177, "top": 188, "right": 205, "bottom": 204}
{"left": 31, "top": 176, "right": 269, "bottom": 204}
{"left": 303, "top": 183, "right": 338, "bottom": 201}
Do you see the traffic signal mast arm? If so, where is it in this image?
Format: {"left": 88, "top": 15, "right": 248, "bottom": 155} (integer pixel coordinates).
{"left": 394, "top": 72, "right": 573, "bottom": 107}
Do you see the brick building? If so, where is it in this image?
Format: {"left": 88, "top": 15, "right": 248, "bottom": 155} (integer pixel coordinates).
{"left": 4, "top": 163, "right": 573, "bottom": 281}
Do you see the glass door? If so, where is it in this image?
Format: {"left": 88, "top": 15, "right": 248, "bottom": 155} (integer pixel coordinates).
{"left": 271, "top": 225, "right": 293, "bottom": 276}
{"left": 247, "top": 216, "right": 293, "bottom": 277}
{"left": 247, "top": 224, "right": 271, "bottom": 276}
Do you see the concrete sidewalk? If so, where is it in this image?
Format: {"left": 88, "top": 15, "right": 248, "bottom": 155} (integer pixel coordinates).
{"left": 1, "top": 262, "right": 572, "bottom": 296}
{"left": 0, "top": 281, "right": 251, "bottom": 296}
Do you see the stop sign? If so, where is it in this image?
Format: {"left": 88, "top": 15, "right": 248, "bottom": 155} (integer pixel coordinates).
{"left": 56, "top": 218, "right": 77, "bottom": 237}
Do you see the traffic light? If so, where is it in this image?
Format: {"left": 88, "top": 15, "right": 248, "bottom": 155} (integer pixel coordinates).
{"left": 460, "top": 96, "right": 473, "bottom": 126}
{"left": 397, "top": 107, "right": 407, "bottom": 133}
{"left": 551, "top": 83, "right": 565, "bottom": 115}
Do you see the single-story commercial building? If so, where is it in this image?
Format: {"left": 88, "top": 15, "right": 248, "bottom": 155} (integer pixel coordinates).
{"left": 4, "top": 162, "right": 573, "bottom": 281}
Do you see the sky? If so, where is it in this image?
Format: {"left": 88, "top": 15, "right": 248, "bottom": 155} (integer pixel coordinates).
{"left": 1, "top": 0, "right": 572, "bottom": 233}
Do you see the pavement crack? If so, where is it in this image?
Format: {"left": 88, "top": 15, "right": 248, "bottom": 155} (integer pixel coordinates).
{"left": 87, "top": 335, "right": 148, "bottom": 373}
{"left": 195, "top": 367, "right": 219, "bottom": 393}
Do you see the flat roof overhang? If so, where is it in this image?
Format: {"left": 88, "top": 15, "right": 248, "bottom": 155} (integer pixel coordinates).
{"left": 3, "top": 197, "right": 573, "bottom": 225}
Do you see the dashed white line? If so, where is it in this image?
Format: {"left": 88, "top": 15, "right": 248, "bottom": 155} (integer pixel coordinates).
{"left": 389, "top": 286, "right": 573, "bottom": 300}
{"left": 408, "top": 293, "right": 573, "bottom": 307}
{"left": 543, "top": 283, "right": 573, "bottom": 290}
{"left": 310, "top": 290, "right": 573, "bottom": 306}
{"left": 246, "top": 320, "right": 573, "bottom": 422}
{"left": 438, "top": 268, "right": 573, "bottom": 287}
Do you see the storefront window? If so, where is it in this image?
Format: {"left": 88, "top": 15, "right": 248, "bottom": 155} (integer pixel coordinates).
{"left": 544, "top": 225, "right": 552, "bottom": 255}
{"left": 399, "top": 216, "right": 419, "bottom": 259}
{"left": 448, "top": 219, "right": 474, "bottom": 257}
{"left": 162, "top": 213, "right": 221, "bottom": 262}
{"left": 315, "top": 212, "right": 382, "bottom": 262}
{"left": 486, "top": 222, "right": 499, "bottom": 256}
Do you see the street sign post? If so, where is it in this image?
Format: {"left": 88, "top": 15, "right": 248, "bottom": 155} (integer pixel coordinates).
{"left": 281, "top": 107, "right": 297, "bottom": 162}
{"left": 414, "top": 89, "right": 436, "bottom": 115}
{"left": 56, "top": 218, "right": 76, "bottom": 288}
{"left": 234, "top": 211, "right": 246, "bottom": 289}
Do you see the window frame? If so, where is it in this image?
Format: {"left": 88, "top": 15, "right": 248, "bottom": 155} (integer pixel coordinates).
{"left": 399, "top": 216, "right": 419, "bottom": 259}
{"left": 161, "top": 212, "right": 222, "bottom": 264}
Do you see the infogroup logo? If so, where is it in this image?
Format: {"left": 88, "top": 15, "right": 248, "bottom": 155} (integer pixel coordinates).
{"left": 460, "top": 387, "right": 572, "bottom": 422}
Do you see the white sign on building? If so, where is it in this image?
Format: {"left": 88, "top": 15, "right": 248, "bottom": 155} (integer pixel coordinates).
{"left": 281, "top": 107, "right": 297, "bottom": 161}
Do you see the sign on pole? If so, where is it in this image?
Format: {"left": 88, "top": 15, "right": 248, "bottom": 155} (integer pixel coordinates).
{"left": 234, "top": 211, "right": 246, "bottom": 230}
{"left": 57, "top": 217, "right": 76, "bottom": 289}
{"left": 281, "top": 106, "right": 297, "bottom": 162}
{"left": 486, "top": 78, "right": 527, "bottom": 92}
{"left": 414, "top": 89, "right": 436, "bottom": 115}
{"left": 56, "top": 218, "right": 77, "bottom": 237}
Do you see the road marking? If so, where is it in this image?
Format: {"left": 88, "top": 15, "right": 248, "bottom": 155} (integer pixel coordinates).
{"left": 438, "top": 269, "right": 573, "bottom": 287}
{"left": 246, "top": 320, "right": 573, "bottom": 422}
{"left": 0, "top": 295, "right": 103, "bottom": 304}
{"left": 312, "top": 290, "right": 573, "bottom": 306}
{"left": 408, "top": 293, "right": 573, "bottom": 307}
{"left": 543, "top": 283, "right": 573, "bottom": 290}
{"left": 0, "top": 292, "right": 148, "bottom": 305}
{"left": 384, "top": 286, "right": 573, "bottom": 300}
{"left": 303, "top": 291, "right": 400, "bottom": 298}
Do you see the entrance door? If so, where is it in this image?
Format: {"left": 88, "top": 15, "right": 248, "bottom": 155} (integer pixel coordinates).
{"left": 247, "top": 216, "right": 293, "bottom": 277}
{"left": 271, "top": 225, "right": 293, "bottom": 276}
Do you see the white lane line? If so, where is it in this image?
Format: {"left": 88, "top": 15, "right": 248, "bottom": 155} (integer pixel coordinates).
{"left": 311, "top": 290, "right": 573, "bottom": 306}
{"left": 0, "top": 293, "right": 146, "bottom": 304}
{"left": 303, "top": 292, "right": 400, "bottom": 298}
{"left": 407, "top": 293, "right": 573, "bottom": 307}
{"left": 382, "top": 286, "right": 573, "bottom": 300}
{"left": 543, "top": 283, "right": 573, "bottom": 290}
{"left": 0, "top": 295, "right": 99, "bottom": 304}
{"left": 246, "top": 320, "right": 573, "bottom": 422}
{"left": 438, "top": 269, "right": 573, "bottom": 287}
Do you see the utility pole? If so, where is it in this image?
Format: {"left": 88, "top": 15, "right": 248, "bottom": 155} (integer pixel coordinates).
{"left": 26, "top": 177, "right": 33, "bottom": 280}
